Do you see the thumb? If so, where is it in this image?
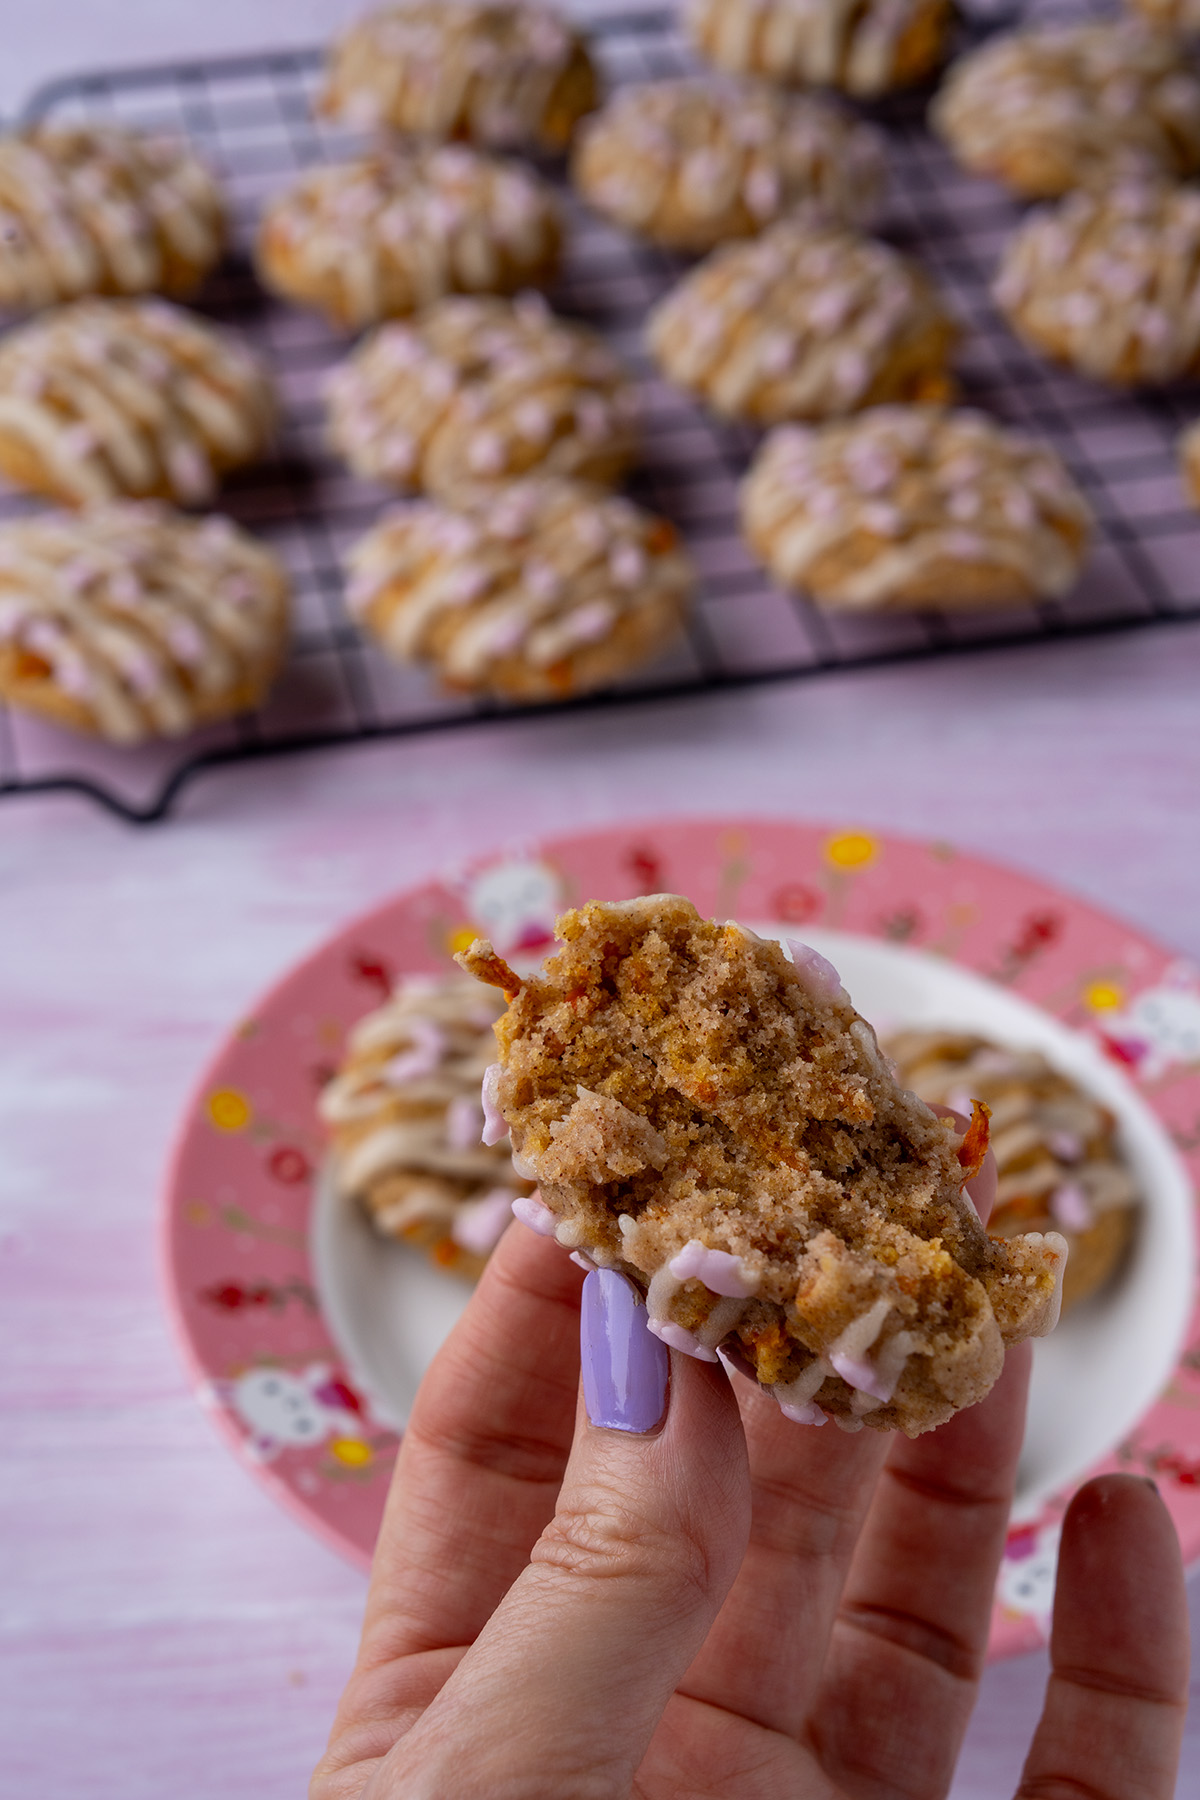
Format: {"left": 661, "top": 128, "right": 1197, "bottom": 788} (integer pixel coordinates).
{"left": 379, "top": 1267, "right": 750, "bottom": 1800}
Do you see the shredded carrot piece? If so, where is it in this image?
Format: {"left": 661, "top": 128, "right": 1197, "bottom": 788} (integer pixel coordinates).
{"left": 454, "top": 938, "right": 523, "bottom": 1000}
{"left": 957, "top": 1098, "right": 991, "bottom": 1180}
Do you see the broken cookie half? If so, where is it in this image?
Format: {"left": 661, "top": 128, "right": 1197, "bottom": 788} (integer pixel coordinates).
{"left": 458, "top": 894, "right": 1066, "bottom": 1436}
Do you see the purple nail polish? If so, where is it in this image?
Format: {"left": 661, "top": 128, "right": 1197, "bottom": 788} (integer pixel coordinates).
{"left": 581, "top": 1268, "right": 669, "bottom": 1434}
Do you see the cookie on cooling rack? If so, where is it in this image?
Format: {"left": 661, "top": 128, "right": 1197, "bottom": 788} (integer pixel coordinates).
{"left": 571, "top": 76, "right": 886, "bottom": 253}
{"left": 647, "top": 219, "right": 957, "bottom": 426}
{"left": 319, "top": 971, "right": 531, "bottom": 1280}
{"left": 0, "top": 502, "right": 289, "bottom": 744}
{"left": 741, "top": 408, "right": 1091, "bottom": 612}
{"left": 994, "top": 184, "right": 1200, "bottom": 388}
{"left": 887, "top": 1029, "right": 1139, "bottom": 1314}
{"left": 255, "top": 146, "right": 561, "bottom": 332}
{"left": 685, "top": 0, "right": 952, "bottom": 99}
{"left": 931, "top": 22, "right": 1200, "bottom": 202}
{"left": 318, "top": 2, "right": 599, "bottom": 151}
{"left": 0, "top": 297, "right": 275, "bottom": 507}
{"left": 327, "top": 293, "right": 638, "bottom": 502}
{"left": 458, "top": 897, "right": 1066, "bottom": 1437}
{"left": 344, "top": 477, "right": 692, "bottom": 700}
{"left": 0, "top": 124, "right": 225, "bottom": 313}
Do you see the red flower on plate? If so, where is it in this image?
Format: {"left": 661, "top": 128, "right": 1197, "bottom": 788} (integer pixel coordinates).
{"left": 350, "top": 948, "right": 393, "bottom": 999}
{"left": 626, "top": 844, "right": 662, "bottom": 893}
{"left": 268, "top": 1145, "right": 311, "bottom": 1185}
{"left": 771, "top": 882, "right": 821, "bottom": 924}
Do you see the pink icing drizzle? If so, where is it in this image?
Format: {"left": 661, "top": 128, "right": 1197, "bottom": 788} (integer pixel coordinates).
{"left": 1050, "top": 1182, "right": 1094, "bottom": 1232}
{"left": 450, "top": 1188, "right": 517, "bottom": 1256}
{"left": 647, "top": 1319, "right": 720, "bottom": 1362}
{"left": 382, "top": 1018, "right": 446, "bottom": 1084}
{"left": 480, "top": 1063, "right": 507, "bottom": 1146}
{"left": 667, "top": 1240, "right": 758, "bottom": 1298}
{"left": 829, "top": 1352, "right": 897, "bottom": 1404}
{"left": 786, "top": 939, "right": 843, "bottom": 1001}
{"left": 511, "top": 1193, "right": 557, "bottom": 1237}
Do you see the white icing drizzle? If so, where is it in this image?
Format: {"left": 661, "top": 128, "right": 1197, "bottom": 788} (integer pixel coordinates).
{"left": 0, "top": 124, "right": 224, "bottom": 312}
{"left": 886, "top": 1028, "right": 1140, "bottom": 1250}
{"left": 932, "top": 22, "right": 1200, "bottom": 198}
{"left": 685, "top": 0, "right": 948, "bottom": 99}
{"left": 741, "top": 407, "right": 1091, "bottom": 611}
{"left": 647, "top": 218, "right": 954, "bottom": 425}
{"left": 257, "top": 147, "right": 560, "bottom": 332}
{"left": 0, "top": 297, "right": 275, "bottom": 504}
{"left": 320, "top": 972, "right": 527, "bottom": 1249}
{"left": 319, "top": 2, "right": 594, "bottom": 151}
{"left": 573, "top": 75, "right": 885, "bottom": 250}
{"left": 0, "top": 502, "right": 288, "bottom": 744}
{"left": 995, "top": 183, "right": 1200, "bottom": 387}
{"left": 327, "top": 293, "right": 638, "bottom": 503}
{"left": 344, "top": 477, "right": 692, "bottom": 695}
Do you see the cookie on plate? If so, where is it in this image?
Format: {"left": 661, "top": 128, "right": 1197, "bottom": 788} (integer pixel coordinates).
{"left": 0, "top": 124, "right": 225, "bottom": 313}
{"left": 327, "top": 292, "right": 638, "bottom": 501}
{"left": 685, "top": 0, "right": 953, "bottom": 98}
{"left": 994, "top": 183, "right": 1200, "bottom": 387}
{"left": 572, "top": 76, "right": 886, "bottom": 252}
{"left": 344, "top": 477, "right": 692, "bottom": 700}
{"left": 0, "top": 502, "right": 289, "bottom": 744}
{"left": 319, "top": 971, "right": 531, "bottom": 1280}
{"left": 318, "top": 2, "right": 599, "bottom": 151}
{"left": 459, "top": 897, "right": 1066, "bottom": 1437}
{"left": 647, "top": 219, "right": 957, "bottom": 425}
{"left": 255, "top": 146, "right": 561, "bottom": 332}
{"left": 741, "top": 407, "right": 1091, "bottom": 611}
{"left": 931, "top": 22, "right": 1200, "bottom": 201}
{"left": 0, "top": 297, "right": 275, "bottom": 507}
{"left": 886, "top": 1029, "right": 1138, "bottom": 1314}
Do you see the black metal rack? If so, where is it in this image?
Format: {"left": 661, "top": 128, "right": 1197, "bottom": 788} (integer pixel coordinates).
{"left": 4, "top": 6, "right": 1200, "bottom": 821}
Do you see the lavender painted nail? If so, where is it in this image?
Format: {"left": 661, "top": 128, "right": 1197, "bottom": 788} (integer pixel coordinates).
{"left": 581, "top": 1268, "right": 669, "bottom": 1434}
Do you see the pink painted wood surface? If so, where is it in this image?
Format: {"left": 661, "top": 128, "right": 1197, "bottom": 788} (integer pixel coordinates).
{"left": 2, "top": 630, "right": 1200, "bottom": 1796}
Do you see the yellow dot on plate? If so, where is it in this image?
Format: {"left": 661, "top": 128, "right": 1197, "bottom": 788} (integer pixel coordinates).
{"left": 185, "top": 1201, "right": 212, "bottom": 1227}
{"left": 330, "top": 1437, "right": 372, "bottom": 1467}
{"left": 447, "top": 925, "right": 479, "bottom": 955}
{"left": 825, "top": 832, "right": 878, "bottom": 871}
{"left": 208, "top": 1087, "right": 252, "bottom": 1132}
{"left": 1085, "top": 980, "right": 1125, "bottom": 1013}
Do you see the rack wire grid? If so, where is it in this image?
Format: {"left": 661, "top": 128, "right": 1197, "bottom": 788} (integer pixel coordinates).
{"left": 4, "top": 5, "right": 1200, "bottom": 822}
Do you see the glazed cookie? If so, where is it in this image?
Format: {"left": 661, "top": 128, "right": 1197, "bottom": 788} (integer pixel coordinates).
{"left": 886, "top": 1030, "right": 1138, "bottom": 1314}
{"left": 344, "top": 478, "right": 692, "bottom": 700}
{"left": 0, "top": 124, "right": 225, "bottom": 314}
{"left": 741, "top": 408, "right": 1091, "bottom": 612}
{"left": 459, "top": 897, "right": 1065, "bottom": 1437}
{"left": 685, "top": 0, "right": 953, "bottom": 99}
{"left": 255, "top": 146, "right": 561, "bottom": 332}
{"left": 931, "top": 22, "right": 1200, "bottom": 201}
{"left": 318, "top": 2, "right": 598, "bottom": 151}
{"left": 571, "top": 77, "right": 886, "bottom": 252}
{"left": 319, "top": 972, "right": 531, "bottom": 1279}
{"left": 1127, "top": 0, "right": 1200, "bottom": 35}
{"left": 327, "top": 293, "right": 638, "bottom": 501}
{"left": 647, "top": 219, "right": 957, "bottom": 425}
{"left": 994, "top": 184, "right": 1200, "bottom": 387}
{"left": 0, "top": 502, "right": 289, "bottom": 744}
{"left": 0, "top": 298, "right": 275, "bottom": 507}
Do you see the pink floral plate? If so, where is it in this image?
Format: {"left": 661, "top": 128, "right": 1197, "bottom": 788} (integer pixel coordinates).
{"left": 161, "top": 817, "right": 1200, "bottom": 1659}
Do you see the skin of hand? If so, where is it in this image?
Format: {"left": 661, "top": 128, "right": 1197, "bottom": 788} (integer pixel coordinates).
{"left": 312, "top": 1144, "right": 1190, "bottom": 1800}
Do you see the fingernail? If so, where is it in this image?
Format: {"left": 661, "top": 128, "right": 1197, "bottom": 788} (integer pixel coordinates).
{"left": 581, "top": 1268, "right": 669, "bottom": 1434}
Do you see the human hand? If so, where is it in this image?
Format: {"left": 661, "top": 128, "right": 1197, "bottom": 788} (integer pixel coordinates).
{"left": 312, "top": 1155, "right": 1188, "bottom": 1800}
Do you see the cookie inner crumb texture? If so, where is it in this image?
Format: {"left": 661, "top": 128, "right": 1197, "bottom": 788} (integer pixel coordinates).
{"left": 461, "top": 895, "right": 1065, "bottom": 1436}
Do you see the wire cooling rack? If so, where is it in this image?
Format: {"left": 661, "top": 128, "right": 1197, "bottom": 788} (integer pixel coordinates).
{"left": 5, "top": 6, "right": 1200, "bottom": 821}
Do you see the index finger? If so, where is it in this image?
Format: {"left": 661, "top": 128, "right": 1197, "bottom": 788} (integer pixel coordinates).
{"left": 360, "top": 1218, "right": 584, "bottom": 1667}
